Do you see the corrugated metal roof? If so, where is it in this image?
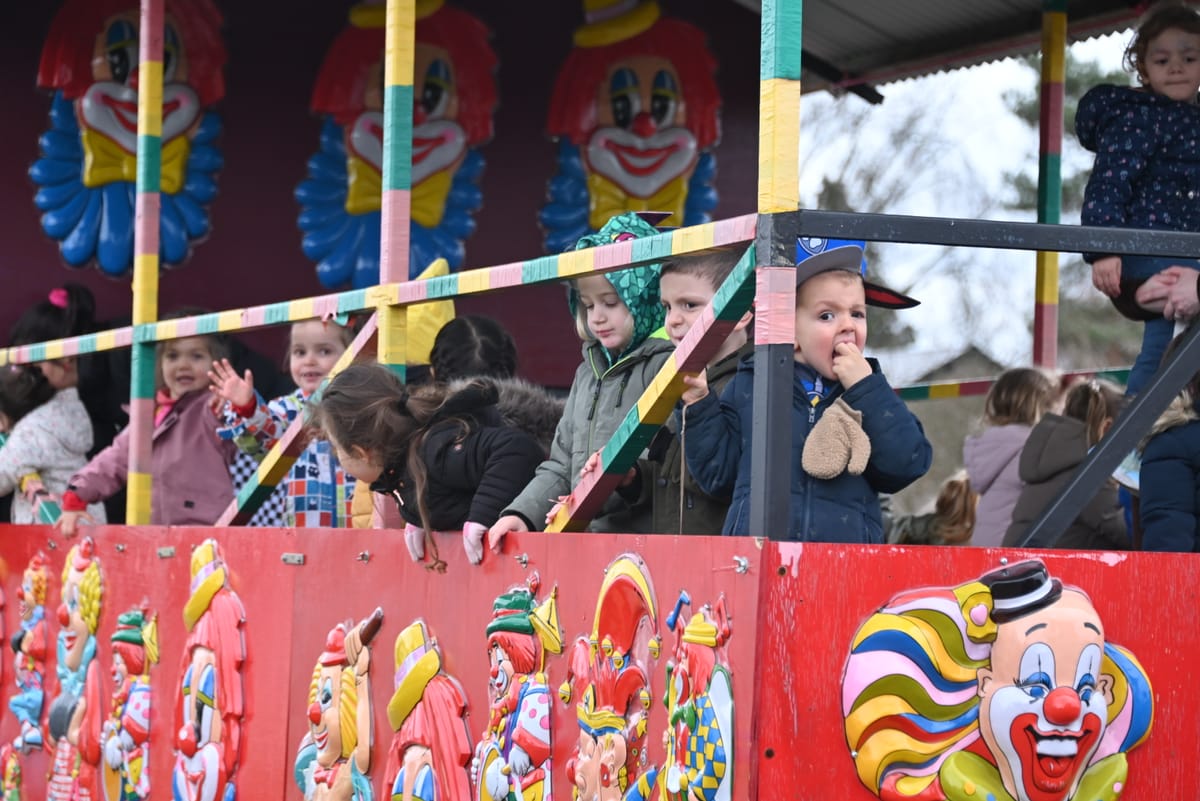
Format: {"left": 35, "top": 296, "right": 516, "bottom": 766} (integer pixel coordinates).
{"left": 733, "top": 0, "right": 1141, "bottom": 102}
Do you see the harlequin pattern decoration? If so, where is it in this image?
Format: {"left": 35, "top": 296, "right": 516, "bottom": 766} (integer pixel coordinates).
{"left": 295, "top": 608, "right": 384, "bottom": 801}
{"left": 842, "top": 559, "right": 1154, "bottom": 801}
{"left": 540, "top": 0, "right": 721, "bottom": 254}
{"left": 473, "top": 572, "right": 563, "bottom": 801}
{"left": 559, "top": 553, "right": 661, "bottom": 801}
{"left": 296, "top": 0, "right": 498, "bottom": 288}
{"left": 172, "top": 538, "right": 247, "bottom": 801}
{"left": 384, "top": 619, "right": 472, "bottom": 801}
{"left": 30, "top": 0, "right": 227, "bottom": 276}
{"left": 48, "top": 537, "right": 106, "bottom": 801}
{"left": 653, "top": 591, "right": 733, "bottom": 801}
{"left": 102, "top": 606, "right": 159, "bottom": 801}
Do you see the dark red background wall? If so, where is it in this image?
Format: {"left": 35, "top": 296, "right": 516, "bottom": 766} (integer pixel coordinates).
{"left": 0, "top": 0, "right": 761, "bottom": 388}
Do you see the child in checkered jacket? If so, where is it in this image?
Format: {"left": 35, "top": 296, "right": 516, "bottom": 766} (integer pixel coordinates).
{"left": 210, "top": 318, "right": 356, "bottom": 528}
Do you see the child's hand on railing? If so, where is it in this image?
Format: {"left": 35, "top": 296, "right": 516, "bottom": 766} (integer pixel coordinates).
{"left": 462, "top": 522, "right": 487, "bottom": 565}
{"left": 581, "top": 451, "right": 636, "bottom": 487}
{"left": 57, "top": 510, "right": 92, "bottom": 537}
{"left": 488, "top": 515, "right": 529, "bottom": 554}
{"left": 207, "top": 358, "right": 256, "bottom": 411}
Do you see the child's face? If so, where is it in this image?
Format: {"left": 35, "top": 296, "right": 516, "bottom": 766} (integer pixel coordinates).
{"left": 327, "top": 435, "right": 383, "bottom": 484}
{"left": 793, "top": 271, "right": 866, "bottom": 381}
{"left": 660, "top": 272, "right": 715, "bottom": 346}
{"left": 290, "top": 320, "right": 348, "bottom": 396}
{"left": 161, "top": 336, "right": 214, "bottom": 399}
{"left": 1142, "top": 26, "right": 1200, "bottom": 102}
{"left": 576, "top": 275, "right": 635, "bottom": 354}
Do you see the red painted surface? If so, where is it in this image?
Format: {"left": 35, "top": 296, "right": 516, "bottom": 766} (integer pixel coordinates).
{"left": 0, "top": 529, "right": 1192, "bottom": 799}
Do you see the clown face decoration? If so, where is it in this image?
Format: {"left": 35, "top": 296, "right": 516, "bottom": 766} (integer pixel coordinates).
{"left": 297, "top": 0, "right": 497, "bottom": 288}
{"left": 30, "top": 0, "right": 226, "bottom": 275}
{"left": 841, "top": 560, "right": 1154, "bottom": 801}
{"left": 541, "top": 0, "right": 721, "bottom": 254}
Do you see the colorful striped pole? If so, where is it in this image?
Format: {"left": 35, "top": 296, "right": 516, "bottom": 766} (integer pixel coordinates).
{"left": 751, "top": 0, "right": 803, "bottom": 539}
{"left": 1034, "top": 0, "right": 1066, "bottom": 368}
{"left": 378, "top": 0, "right": 415, "bottom": 377}
{"left": 128, "top": 0, "right": 165, "bottom": 525}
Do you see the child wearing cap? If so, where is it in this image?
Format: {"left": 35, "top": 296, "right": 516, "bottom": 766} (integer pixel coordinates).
{"left": 678, "top": 239, "right": 932, "bottom": 542}
{"left": 488, "top": 212, "right": 674, "bottom": 544}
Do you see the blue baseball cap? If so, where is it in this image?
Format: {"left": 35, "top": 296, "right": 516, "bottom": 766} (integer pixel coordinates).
{"left": 796, "top": 237, "right": 919, "bottom": 309}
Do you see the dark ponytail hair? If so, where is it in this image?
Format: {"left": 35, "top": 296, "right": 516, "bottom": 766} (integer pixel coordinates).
{"left": 10, "top": 284, "right": 97, "bottom": 345}
{"left": 429, "top": 315, "right": 517, "bottom": 382}
{"left": 1062, "top": 379, "right": 1125, "bottom": 447}
{"left": 309, "top": 362, "right": 469, "bottom": 533}
{"left": 0, "top": 366, "right": 55, "bottom": 426}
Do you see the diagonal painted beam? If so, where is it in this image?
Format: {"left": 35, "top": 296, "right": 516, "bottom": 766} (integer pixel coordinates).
{"left": 215, "top": 313, "right": 379, "bottom": 526}
{"left": 545, "top": 245, "right": 757, "bottom": 532}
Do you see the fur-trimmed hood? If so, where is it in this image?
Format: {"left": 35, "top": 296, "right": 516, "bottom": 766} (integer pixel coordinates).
{"left": 447, "top": 376, "right": 565, "bottom": 457}
{"left": 1143, "top": 393, "right": 1200, "bottom": 447}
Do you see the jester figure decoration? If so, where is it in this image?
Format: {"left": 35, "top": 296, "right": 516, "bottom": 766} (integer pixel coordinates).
{"left": 10, "top": 552, "right": 50, "bottom": 754}
{"left": 47, "top": 537, "right": 106, "bottom": 801}
{"left": 296, "top": 0, "right": 498, "bottom": 288}
{"left": 842, "top": 559, "right": 1154, "bottom": 801}
{"left": 540, "top": 0, "right": 721, "bottom": 254}
{"left": 654, "top": 592, "right": 733, "bottom": 801}
{"left": 385, "top": 620, "right": 473, "bottom": 801}
{"left": 473, "top": 573, "right": 564, "bottom": 801}
{"left": 172, "top": 539, "right": 247, "bottom": 801}
{"left": 103, "top": 607, "right": 159, "bottom": 801}
{"left": 559, "top": 553, "right": 661, "bottom": 801}
{"left": 294, "top": 608, "right": 384, "bottom": 801}
{"left": 30, "top": 0, "right": 227, "bottom": 276}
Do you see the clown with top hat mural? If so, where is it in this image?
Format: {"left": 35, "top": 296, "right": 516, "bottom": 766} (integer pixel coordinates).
{"left": 842, "top": 560, "right": 1154, "bottom": 801}
{"left": 296, "top": 0, "right": 498, "bottom": 288}
{"left": 474, "top": 573, "right": 563, "bottom": 801}
{"left": 102, "top": 606, "right": 158, "bottom": 801}
{"left": 30, "top": 0, "right": 226, "bottom": 276}
{"left": 540, "top": 0, "right": 721, "bottom": 254}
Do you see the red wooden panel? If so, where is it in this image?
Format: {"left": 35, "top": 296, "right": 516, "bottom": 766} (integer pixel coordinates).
{"left": 752, "top": 543, "right": 1197, "bottom": 800}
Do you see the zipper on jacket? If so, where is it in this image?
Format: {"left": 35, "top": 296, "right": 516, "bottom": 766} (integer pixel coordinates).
{"left": 615, "top": 371, "right": 632, "bottom": 407}
{"left": 587, "top": 380, "right": 603, "bottom": 421}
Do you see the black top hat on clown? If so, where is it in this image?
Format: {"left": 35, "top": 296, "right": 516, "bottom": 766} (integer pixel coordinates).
{"left": 980, "top": 559, "right": 1063, "bottom": 624}
{"left": 795, "top": 238, "right": 920, "bottom": 310}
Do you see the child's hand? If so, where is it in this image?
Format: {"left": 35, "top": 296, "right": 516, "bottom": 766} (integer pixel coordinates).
{"left": 56, "top": 510, "right": 92, "bottom": 538}
{"left": 1091, "top": 256, "right": 1122, "bottom": 297}
{"left": 462, "top": 522, "right": 487, "bottom": 565}
{"left": 681, "top": 370, "right": 709, "bottom": 406}
{"left": 580, "top": 451, "right": 636, "bottom": 487}
{"left": 832, "top": 342, "right": 871, "bottom": 389}
{"left": 488, "top": 515, "right": 529, "bottom": 553}
{"left": 545, "top": 496, "right": 569, "bottom": 526}
{"left": 207, "top": 358, "right": 255, "bottom": 410}
{"left": 403, "top": 523, "right": 426, "bottom": 562}
{"left": 1135, "top": 269, "right": 1177, "bottom": 314}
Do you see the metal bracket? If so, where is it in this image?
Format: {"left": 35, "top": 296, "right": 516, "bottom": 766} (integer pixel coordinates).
{"left": 281, "top": 553, "right": 306, "bottom": 566}
{"left": 733, "top": 556, "right": 750, "bottom": 574}
{"left": 157, "top": 546, "right": 175, "bottom": 559}
{"left": 514, "top": 553, "right": 529, "bottom": 569}
{"left": 356, "top": 551, "right": 371, "bottom": 563}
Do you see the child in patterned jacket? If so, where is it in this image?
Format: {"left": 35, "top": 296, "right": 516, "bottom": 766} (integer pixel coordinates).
{"left": 210, "top": 318, "right": 356, "bottom": 527}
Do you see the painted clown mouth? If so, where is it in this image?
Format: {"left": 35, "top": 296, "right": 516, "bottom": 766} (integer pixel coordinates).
{"left": 63, "top": 631, "right": 77, "bottom": 652}
{"left": 603, "top": 140, "right": 679, "bottom": 177}
{"left": 100, "top": 93, "right": 183, "bottom": 134}
{"left": 312, "top": 727, "right": 329, "bottom": 752}
{"left": 1018, "top": 719, "right": 1100, "bottom": 798}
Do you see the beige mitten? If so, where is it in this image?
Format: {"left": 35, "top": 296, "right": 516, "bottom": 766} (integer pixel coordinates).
{"left": 801, "top": 398, "right": 872, "bottom": 479}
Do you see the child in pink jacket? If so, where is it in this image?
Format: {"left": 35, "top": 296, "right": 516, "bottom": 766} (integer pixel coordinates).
{"left": 58, "top": 332, "right": 237, "bottom": 533}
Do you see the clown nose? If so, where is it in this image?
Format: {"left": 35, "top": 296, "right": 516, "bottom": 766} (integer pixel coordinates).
{"left": 631, "top": 112, "right": 657, "bottom": 138}
{"left": 57, "top": 604, "right": 69, "bottom": 626}
{"left": 308, "top": 701, "right": 322, "bottom": 725}
{"left": 1043, "top": 686, "right": 1082, "bottom": 725}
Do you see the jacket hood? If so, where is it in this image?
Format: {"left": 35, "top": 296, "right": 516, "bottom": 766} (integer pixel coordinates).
{"left": 446, "top": 376, "right": 565, "bottom": 456}
{"left": 567, "top": 212, "right": 665, "bottom": 363}
{"left": 1018, "top": 414, "right": 1089, "bottom": 484}
{"left": 1143, "top": 393, "right": 1200, "bottom": 444}
{"left": 964, "top": 423, "right": 1030, "bottom": 494}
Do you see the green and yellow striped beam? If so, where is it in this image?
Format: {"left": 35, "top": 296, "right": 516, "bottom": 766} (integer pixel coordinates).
{"left": 215, "top": 314, "right": 380, "bottom": 526}
{"left": 1034, "top": 0, "right": 1067, "bottom": 369}
{"left": 545, "top": 245, "right": 757, "bottom": 532}
{"left": 127, "top": 0, "right": 166, "bottom": 525}
{"left": 378, "top": 0, "right": 416, "bottom": 376}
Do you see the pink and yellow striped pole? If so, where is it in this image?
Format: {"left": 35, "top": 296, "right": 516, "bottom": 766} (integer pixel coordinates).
{"left": 128, "top": 0, "right": 165, "bottom": 524}
{"left": 378, "top": 0, "right": 416, "bottom": 377}
{"left": 1033, "top": 0, "right": 1066, "bottom": 368}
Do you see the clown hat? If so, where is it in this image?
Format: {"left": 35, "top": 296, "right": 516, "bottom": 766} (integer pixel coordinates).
{"left": 387, "top": 620, "right": 442, "bottom": 730}
{"left": 319, "top": 623, "right": 350, "bottom": 667}
{"left": 183, "top": 539, "right": 227, "bottom": 631}
{"left": 981, "top": 559, "right": 1063, "bottom": 624}
{"left": 574, "top": 0, "right": 661, "bottom": 47}
{"left": 795, "top": 237, "right": 920, "bottom": 309}
{"left": 531, "top": 588, "right": 564, "bottom": 656}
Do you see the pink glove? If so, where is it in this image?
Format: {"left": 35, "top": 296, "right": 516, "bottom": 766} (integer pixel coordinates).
{"left": 404, "top": 523, "right": 426, "bottom": 562}
{"left": 462, "top": 522, "right": 487, "bottom": 565}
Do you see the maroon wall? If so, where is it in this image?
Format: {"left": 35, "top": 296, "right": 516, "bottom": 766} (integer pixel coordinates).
{"left": 0, "top": 0, "right": 761, "bottom": 387}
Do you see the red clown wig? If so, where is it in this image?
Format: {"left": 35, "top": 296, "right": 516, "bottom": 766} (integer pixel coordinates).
{"left": 37, "top": 0, "right": 226, "bottom": 105}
